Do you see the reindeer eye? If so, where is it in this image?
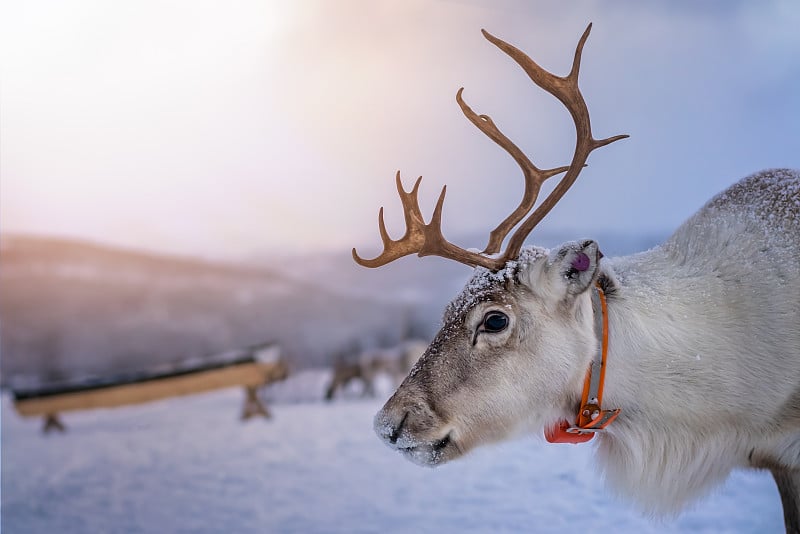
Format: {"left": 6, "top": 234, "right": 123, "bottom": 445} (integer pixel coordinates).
{"left": 482, "top": 311, "right": 509, "bottom": 333}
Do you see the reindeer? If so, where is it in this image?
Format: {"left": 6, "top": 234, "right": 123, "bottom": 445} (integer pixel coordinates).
{"left": 325, "top": 340, "right": 427, "bottom": 401}
{"left": 353, "top": 24, "right": 800, "bottom": 531}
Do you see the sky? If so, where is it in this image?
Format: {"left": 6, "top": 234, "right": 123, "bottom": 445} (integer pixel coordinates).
{"left": 2, "top": 0, "right": 799, "bottom": 260}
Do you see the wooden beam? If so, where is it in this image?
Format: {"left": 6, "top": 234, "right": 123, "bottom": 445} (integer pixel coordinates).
{"left": 14, "top": 362, "right": 281, "bottom": 417}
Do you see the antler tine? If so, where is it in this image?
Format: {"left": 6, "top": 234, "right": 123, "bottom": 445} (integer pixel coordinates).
{"left": 352, "top": 172, "right": 502, "bottom": 270}
{"left": 455, "top": 88, "right": 570, "bottom": 255}
{"left": 481, "top": 24, "right": 628, "bottom": 261}
{"left": 352, "top": 172, "right": 425, "bottom": 268}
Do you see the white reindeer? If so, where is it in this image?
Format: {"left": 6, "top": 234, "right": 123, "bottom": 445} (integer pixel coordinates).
{"left": 353, "top": 24, "right": 800, "bottom": 531}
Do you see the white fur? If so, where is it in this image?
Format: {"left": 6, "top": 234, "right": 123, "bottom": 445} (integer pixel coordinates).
{"left": 592, "top": 170, "right": 800, "bottom": 512}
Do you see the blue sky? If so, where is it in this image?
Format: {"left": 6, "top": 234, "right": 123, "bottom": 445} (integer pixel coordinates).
{"left": 2, "top": 0, "right": 799, "bottom": 259}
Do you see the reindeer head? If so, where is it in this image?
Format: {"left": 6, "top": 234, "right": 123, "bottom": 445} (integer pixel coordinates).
{"left": 354, "top": 25, "right": 626, "bottom": 465}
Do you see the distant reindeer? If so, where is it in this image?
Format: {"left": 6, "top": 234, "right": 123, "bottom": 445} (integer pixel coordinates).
{"left": 354, "top": 25, "right": 800, "bottom": 531}
{"left": 325, "top": 341, "right": 426, "bottom": 401}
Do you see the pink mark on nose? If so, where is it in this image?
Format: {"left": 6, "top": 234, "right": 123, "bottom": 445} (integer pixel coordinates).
{"left": 571, "top": 252, "right": 590, "bottom": 272}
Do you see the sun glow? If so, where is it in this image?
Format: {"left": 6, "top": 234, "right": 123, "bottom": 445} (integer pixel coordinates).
{"left": 1, "top": 0, "right": 305, "bottom": 257}
{"left": 2, "top": 2, "right": 799, "bottom": 259}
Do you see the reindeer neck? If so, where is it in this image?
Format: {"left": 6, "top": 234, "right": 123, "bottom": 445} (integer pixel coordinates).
{"left": 599, "top": 245, "right": 728, "bottom": 422}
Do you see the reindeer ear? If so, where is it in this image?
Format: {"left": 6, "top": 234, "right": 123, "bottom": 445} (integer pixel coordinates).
{"left": 549, "top": 240, "right": 602, "bottom": 297}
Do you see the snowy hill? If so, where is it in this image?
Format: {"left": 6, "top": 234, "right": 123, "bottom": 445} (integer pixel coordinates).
{"left": 0, "top": 235, "right": 410, "bottom": 386}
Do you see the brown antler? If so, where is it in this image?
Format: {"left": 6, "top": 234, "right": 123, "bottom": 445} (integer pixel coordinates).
{"left": 352, "top": 23, "right": 628, "bottom": 271}
{"left": 352, "top": 172, "right": 501, "bottom": 270}
{"left": 455, "top": 88, "right": 571, "bottom": 255}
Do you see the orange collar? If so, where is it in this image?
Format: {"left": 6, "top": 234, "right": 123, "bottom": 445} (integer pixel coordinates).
{"left": 545, "top": 284, "right": 621, "bottom": 444}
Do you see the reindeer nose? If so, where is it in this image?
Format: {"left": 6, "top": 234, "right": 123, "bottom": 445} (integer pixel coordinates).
{"left": 374, "top": 409, "right": 409, "bottom": 446}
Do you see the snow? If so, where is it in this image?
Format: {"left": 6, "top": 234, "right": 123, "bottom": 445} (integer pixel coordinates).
{"left": 445, "top": 246, "right": 548, "bottom": 319}
{"left": 2, "top": 389, "right": 784, "bottom": 533}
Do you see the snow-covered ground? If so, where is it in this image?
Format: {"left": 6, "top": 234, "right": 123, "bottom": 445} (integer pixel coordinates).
{"left": 2, "top": 389, "right": 784, "bottom": 533}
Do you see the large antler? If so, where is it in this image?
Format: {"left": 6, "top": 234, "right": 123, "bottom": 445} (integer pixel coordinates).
{"left": 353, "top": 23, "right": 628, "bottom": 271}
